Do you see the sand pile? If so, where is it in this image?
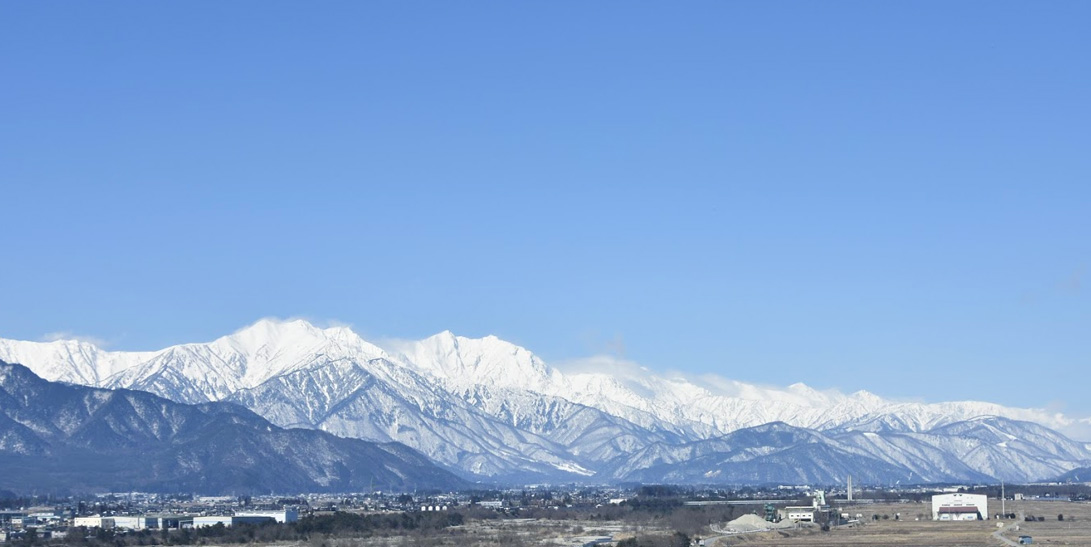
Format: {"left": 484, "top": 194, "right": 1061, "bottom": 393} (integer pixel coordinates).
{"left": 720, "top": 514, "right": 799, "bottom": 533}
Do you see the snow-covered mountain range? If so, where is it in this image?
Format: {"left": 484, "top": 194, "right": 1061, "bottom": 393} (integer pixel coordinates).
{"left": 2, "top": 319, "right": 1088, "bottom": 484}
{"left": 0, "top": 361, "right": 466, "bottom": 494}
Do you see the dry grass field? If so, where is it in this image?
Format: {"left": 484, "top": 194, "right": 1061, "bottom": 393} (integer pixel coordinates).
{"left": 711, "top": 500, "right": 1091, "bottom": 546}
{"left": 226, "top": 500, "right": 1091, "bottom": 547}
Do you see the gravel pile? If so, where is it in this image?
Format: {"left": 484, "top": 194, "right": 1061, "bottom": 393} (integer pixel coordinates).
{"left": 720, "top": 513, "right": 800, "bottom": 533}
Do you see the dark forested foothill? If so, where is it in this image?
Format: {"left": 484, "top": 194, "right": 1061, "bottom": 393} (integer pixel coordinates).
{"left": 0, "top": 362, "right": 467, "bottom": 494}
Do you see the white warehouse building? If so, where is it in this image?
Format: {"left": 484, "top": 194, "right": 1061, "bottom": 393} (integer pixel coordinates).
{"left": 73, "top": 516, "right": 161, "bottom": 530}
{"left": 193, "top": 510, "right": 298, "bottom": 528}
{"left": 236, "top": 510, "right": 298, "bottom": 524}
{"left": 932, "top": 493, "right": 988, "bottom": 521}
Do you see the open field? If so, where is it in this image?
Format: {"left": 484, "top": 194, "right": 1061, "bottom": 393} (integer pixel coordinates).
{"left": 86, "top": 499, "right": 1091, "bottom": 547}
{"left": 197, "top": 519, "right": 634, "bottom": 547}
{"left": 714, "top": 500, "right": 1091, "bottom": 546}
{"left": 233, "top": 501, "right": 1091, "bottom": 547}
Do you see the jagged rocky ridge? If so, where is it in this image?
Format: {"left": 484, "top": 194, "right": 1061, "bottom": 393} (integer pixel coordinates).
{"left": 0, "top": 361, "right": 467, "bottom": 494}
{"left": 2, "top": 319, "right": 1089, "bottom": 485}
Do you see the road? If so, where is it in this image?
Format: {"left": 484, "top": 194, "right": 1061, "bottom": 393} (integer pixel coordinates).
{"left": 992, "top": 521, "right": 1021, "bottom": 546}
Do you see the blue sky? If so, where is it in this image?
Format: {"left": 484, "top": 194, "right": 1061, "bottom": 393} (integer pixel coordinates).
{"left": 2, "top": 3, "right": 1088, "bottom": 414}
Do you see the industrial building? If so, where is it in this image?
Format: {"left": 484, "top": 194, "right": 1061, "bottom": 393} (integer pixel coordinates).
{"left": 932, "top": 493, "right": 988, "bottom": 521}
{"left": 73, "top": 516, "right": 109, "bottom": 528}
{"left": 194, "top": 510, "right": 298, "bottom": 528}
{"left": 779, "top": 490, "right": 828, "bottom": 523}
{"left": 74, "top": 516, "right": 186, "bottom": 530}
{"left": 236, "top": 510, "right": 299, "bottom": 524}
{"left": 72, "top": 509, "right": 298, "bottom": 530}
{"left": 782, "top": 506, "right": 816, "bottom": 522}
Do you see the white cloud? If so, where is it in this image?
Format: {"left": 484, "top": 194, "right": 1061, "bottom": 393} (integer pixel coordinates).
{"left": 1060, "top": 418, "right": 1091, "bottom": 443}
{"left": 236, "top": 316, "right": 358, "bottom": 332}
{"left": 310, "top": 318, "right": 359, "bottom": 332}
{"left": 373, "top": 336, "right": 415, "bottom": 355}
{"left": 40, "top": 331, "right": 110, "bottom": 348}
{"left": 553, "top": 354, "right": 652, "bottom": 377}
{"left": 555, "top": 354, "right": 845, "bottom": 403}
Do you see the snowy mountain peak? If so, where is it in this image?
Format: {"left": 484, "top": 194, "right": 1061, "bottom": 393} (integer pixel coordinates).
{"left": 2, "top": 322, "right": 1079, "bottom": 440}
{"left": 839, "top": 390, "right": 887, "bottom": 414}
{"left": 194, "top": 318, "right": 389, "bottom": 389}
{"left": 391, "top": 330, "right": 560, "bottom": 393}
{"left": 0, "top": 319, "right": 391, "bottom": 404}
{"left": 0, "top": 336, "right": 153, "bottom": 386}
{"left": 215, "top": 318, "right": 379, "bottom": 356}
{"left": 3, "top": 320, "right": 1090, "bottom": 485}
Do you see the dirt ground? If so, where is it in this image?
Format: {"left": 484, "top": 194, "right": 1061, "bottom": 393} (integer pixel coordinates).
{"left": 223, "top": 500, "right": 1091, "bottom": 546}
{"left": 710, "top": 500, "right": 1091, "bottom": 546}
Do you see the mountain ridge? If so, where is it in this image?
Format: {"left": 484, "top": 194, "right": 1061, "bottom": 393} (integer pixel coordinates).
{"left": 2, "top": 319, "right": 1088, "bottom": 484}
{"left": 2, "top": 319, "right": 1076, "bottom": 437}
{"left": 0, "top": 360, "right": 468, "bottom": 494}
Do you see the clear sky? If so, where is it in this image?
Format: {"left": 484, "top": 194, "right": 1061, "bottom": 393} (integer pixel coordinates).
{"left": 2, "top": 3, "right": 1088, "bottom": 415}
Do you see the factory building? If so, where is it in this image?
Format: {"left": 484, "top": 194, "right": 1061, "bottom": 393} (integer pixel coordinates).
{"left": 113, "top": 516, "right": 160, "bottom": 529}
{"left": 932, "top": 493, "right": 988, "bottom": 521}
{"left": 193, "top": 510, "right": 297, "bottom": 528}
{"left": 779, "top": 490, "right": 829, "bottom": 523}
{"left": 73, "top": 510, "right": 296, "bottom": 530}
{"left": 236, "top": 509, "right": 298, "bottom": 523}
{"left": 73, "top": 516, "right": 107, "bottom": 528}
{"left": 74, "top": 515, "right": 188, "bottom": 530}
{"left": 782, "top": 506, "right": 816, "bottom": 522}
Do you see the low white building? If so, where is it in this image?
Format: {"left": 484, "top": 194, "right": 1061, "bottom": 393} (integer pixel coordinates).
{"left": 73, "top": 516, "right": 107, "bottom": 528}
{"left": 112, "top": 516, "right": 159, "bottom": 530}
{"left": 194, "top": 513, "right": 291, "bottom": 528}
{"left": 193, "top": 516, "right": 235, "bottom": 528}
{"left": 782, "top": 506, "right": 816, "bottom": 522}
{"left": 932, "top": 493, "right": 987, "bottom": 521}
{"left": 236, "top": 509, "right": 298, "bottom": 523}
{"left": 780, "top": 490, "right": 826, "bottom": 523}
{"left": 74, "top": 516, "right": 161, "bottom": 530}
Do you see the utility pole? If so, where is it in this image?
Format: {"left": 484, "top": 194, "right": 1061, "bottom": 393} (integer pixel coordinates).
{"left": 1001, "top": 481, "right": 1006, "bottom": 518}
